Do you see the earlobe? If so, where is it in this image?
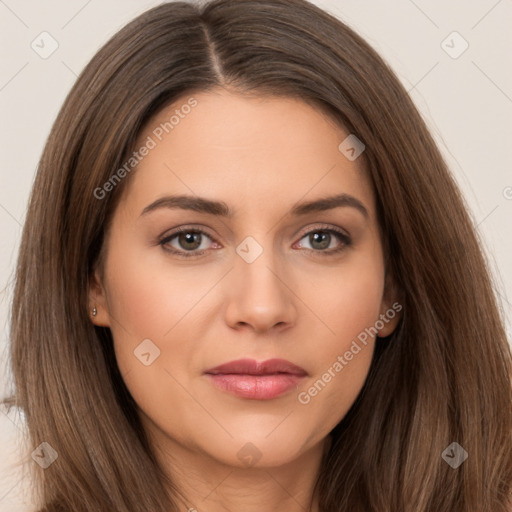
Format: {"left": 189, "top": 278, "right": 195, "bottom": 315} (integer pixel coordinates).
{"left": 88, "top": 269, "right": 111, "bottom": 327}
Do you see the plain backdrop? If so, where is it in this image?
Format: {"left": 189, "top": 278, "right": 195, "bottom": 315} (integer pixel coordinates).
{"left": 0, "top": 1, "right": 511, "bottom": 510}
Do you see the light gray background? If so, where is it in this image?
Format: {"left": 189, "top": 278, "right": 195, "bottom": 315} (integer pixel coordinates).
{"left": 1, "top": 1, "right": 511, "bottom": 510}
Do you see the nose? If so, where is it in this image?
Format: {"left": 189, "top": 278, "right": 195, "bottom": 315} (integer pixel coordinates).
{"left": 224, "top": 244, "right": 298, "bottom": 334}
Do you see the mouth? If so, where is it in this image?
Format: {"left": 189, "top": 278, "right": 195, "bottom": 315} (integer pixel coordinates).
{"left": 204, "top": 358, "right": 307, "bottom": 400}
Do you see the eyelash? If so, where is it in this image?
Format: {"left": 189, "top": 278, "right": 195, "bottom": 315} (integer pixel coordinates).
{"left": 158, "top": 224, "right": 352, "bottom": 259}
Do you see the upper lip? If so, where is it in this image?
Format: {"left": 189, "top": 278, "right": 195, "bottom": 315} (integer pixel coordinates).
{"left": 205, "top": 358, "right": 307, "bottom": 376}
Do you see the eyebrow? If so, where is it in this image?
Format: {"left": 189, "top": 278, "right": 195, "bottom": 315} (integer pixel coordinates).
{"left": 140, "top": 193, "right": 369, "bottom": 219}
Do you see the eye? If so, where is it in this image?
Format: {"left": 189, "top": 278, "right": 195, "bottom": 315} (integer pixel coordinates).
{"left": 159, "top": 227, "right": 219, "bottom": 258}
{"left": 158, "top": 224, "right": 351, "bottom": 258}
{"left": 294, "top": 226, "right": 351, "bottom": 255}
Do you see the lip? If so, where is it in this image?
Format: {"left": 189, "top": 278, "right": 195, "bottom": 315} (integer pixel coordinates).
{"left": 205, "top": 358, "right": 307, "bottom": 376}
{"left": 204, "top": 358, "right": 307, "bottom": 400}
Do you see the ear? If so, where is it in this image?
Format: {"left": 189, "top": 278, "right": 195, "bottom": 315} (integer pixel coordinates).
{"left": 88, "top": 268, "right": 111, "bottom": 327}
{"left": 377, "top": 272, "right": 403, "bottom": 337}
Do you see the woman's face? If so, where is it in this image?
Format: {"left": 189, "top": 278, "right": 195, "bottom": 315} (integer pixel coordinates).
{"left": 90, "top": 89, "right": 400, "bottom": 469}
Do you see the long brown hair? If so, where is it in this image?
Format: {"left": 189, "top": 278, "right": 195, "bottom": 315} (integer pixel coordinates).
{"left": 3, "top": 0, "right": 511, "bottom": 510}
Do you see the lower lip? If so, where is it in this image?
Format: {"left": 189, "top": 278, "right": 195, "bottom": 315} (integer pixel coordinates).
{"left": 205, "top": 373, "right": 305, "bottom": 400}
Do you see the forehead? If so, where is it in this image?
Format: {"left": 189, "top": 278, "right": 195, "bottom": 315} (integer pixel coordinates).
{"left": 119, "top": 89, "right": 375, "bottom": 220}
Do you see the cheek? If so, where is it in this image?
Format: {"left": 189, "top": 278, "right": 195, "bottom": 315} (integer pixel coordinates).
{"left": 101, "top": 241, "right": 170, "bottom": 374}
{"left": 294, "top": 250, "right": 384, "bottom": 419}
{"left": 103, "top": 239, "right": 213, "bottom": 337}
{"left": 298, "top": 245, "right": 385, "bottom": 346}
{"left": 102, "top": 239, "right": 226, "bottom": 390}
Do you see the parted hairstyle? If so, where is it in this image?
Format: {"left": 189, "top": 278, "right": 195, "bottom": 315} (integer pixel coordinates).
{"left": 3, "top": 0, "right": 512, "bottom": 510}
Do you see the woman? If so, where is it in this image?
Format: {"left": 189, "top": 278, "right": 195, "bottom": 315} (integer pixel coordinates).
{"left": 3, "top": 0, "right": 511, "bottom": 510}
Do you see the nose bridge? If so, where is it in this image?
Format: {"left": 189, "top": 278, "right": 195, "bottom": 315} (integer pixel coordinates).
{"left": 224, "top": 233, "right": 296, "bottom": 332}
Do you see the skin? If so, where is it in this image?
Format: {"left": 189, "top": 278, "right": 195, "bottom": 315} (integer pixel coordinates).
{"left": 89, "top": 88, "right": 401, "bottom": 512}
